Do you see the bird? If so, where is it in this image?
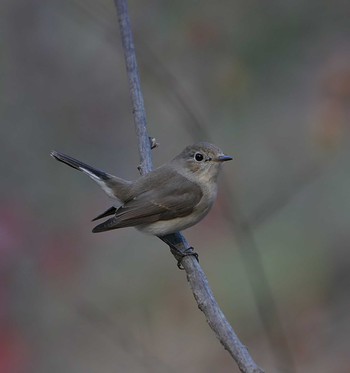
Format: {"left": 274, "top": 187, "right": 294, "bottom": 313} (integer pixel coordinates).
{"left": 50, "top": 142, "right": 232, "bottom": 236}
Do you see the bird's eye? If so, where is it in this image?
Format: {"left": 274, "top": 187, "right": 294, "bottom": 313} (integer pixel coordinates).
{"left": 194, "top": 152, "right": 204, "bottom": 162}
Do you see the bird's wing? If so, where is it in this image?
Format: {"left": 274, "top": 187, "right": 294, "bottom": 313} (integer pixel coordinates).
{"left": 92, "top": 174, "right": 202, "bottom": 233}
{"left": 92, "top": 206, "right": 117, "bottom": 221}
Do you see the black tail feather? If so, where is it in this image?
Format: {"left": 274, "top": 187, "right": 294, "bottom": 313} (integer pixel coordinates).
{"left": 50, "top": 151, "right": 110, "bottom": 180}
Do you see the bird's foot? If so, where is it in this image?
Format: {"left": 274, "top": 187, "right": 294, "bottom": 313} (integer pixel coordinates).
{"left": 157, "top": 235, "right": 199, "bottom": 270}
{"left": 174, "top": 247, "right": 199, "bottom": 270}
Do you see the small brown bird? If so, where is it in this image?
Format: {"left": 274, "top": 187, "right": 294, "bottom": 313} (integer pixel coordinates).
{"left": 51, "top": 142, "right": 232, "bottom": 236}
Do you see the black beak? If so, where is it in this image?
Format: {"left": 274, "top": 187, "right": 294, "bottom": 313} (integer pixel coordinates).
{"left": 217, "top": 155, "right": 233, "bottom": 162}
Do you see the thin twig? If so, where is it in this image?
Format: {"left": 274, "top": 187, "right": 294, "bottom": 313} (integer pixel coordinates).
{"left": 114, "top": 0, "right": 152, "bottom": 174}
{"left": 113, "top": 0, "right": 264, "bottom": 372}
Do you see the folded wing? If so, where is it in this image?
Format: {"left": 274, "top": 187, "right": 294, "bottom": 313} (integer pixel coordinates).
{"left": 92, "top": 175, "right": 202, "bottom": 233}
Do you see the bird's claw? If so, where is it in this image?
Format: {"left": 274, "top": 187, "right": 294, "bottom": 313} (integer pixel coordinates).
{"left": 176, "top": 247, "right": 199, "bottom": 270}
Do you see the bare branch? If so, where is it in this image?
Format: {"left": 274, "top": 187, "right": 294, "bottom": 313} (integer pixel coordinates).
{"left": 113, "top": 1, "right": 264, "bottom": 372}
{"left": 114, "top": 0, "right": 153, "bottom": 174}
{"left": 183, "top": 257, "right": 262, "bottom": 373}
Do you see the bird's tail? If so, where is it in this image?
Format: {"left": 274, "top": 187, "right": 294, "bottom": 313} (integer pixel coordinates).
{"left": 50, "top": 151, "right": 132, "bottom": 201}
{"left": 51, "top": 151, "right": 110, "bottom": 180}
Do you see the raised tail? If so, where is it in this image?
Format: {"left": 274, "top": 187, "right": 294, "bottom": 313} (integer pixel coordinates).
{"left": 50, "top": 151, "right": 132, "bottom": 201}
{"left": 51, "top": 151, "right": 111, "bottom": 180}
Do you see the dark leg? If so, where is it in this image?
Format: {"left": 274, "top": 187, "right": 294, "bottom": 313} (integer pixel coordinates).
{"left": 158, "top": 234, "right": 199, "bottom": 269}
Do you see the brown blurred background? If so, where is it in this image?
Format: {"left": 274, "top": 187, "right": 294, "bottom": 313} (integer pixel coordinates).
{"left": 1, "top": 0, "right": 350, "bottom": 372}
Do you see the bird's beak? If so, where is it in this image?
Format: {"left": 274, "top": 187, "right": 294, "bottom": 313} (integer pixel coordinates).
{"left": 217, "top": 155, "right": 233, "bottom": 162}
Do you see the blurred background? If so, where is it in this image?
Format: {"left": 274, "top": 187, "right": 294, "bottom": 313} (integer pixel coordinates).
{"left": 1, "top": 0, "right": 350, "bottom": 372}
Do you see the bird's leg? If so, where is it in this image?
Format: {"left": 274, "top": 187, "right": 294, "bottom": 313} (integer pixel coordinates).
{"left": 178, "top": 247, "right": 199, "bottom": 269}
{"left": 158, "top": 234, "right": 199, "bottom": 270}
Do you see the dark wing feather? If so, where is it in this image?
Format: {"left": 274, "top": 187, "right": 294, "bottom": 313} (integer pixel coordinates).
{"left": 92, "top": 206, "right": 117, "bottom": 221}
{"left": 92, "top": 171, "right": 202, "bottom": 233}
